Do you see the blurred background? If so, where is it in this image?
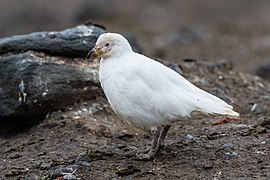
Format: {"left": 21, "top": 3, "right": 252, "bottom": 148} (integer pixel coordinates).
{"left": 1, "top": 0, "right": 270, "bottom": 76}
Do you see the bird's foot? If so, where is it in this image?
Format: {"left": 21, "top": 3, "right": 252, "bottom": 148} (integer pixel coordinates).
{"left": 135, "top": 151, "right": 155, "bottom": 161}
{"left": 136, "top": 146, "right": 150, "bottom": 154}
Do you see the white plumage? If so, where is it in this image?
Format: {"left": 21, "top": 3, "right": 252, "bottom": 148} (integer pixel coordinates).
{"left": 87, "top": 32, "right": 239, "bottom": 159}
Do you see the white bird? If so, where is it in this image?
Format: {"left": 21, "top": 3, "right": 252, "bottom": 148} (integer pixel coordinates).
{"left": 87, "top": 33, "right": 239, "bottom": 160}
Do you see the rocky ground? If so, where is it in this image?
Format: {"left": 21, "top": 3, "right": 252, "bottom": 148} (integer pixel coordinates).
{"left": 1, "top": 59, "right": 270, "bottom": 179}
{"left": 1, "top": 0, "right": 270, "bottom": 179}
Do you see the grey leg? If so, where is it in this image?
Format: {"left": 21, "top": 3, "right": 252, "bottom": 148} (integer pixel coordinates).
{"left": 136, "top": 127, "right": 161, "bottom": 160}
{"left": 158, "top": 125, "right": 171, "bottom": 148}
{"left": 135, "top": 125, "right": 171, "bottom": 160}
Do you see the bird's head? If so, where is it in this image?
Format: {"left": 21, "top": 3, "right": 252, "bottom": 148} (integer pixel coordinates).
{"left": 86, "top": 33, "right": 132, "bottom": 60}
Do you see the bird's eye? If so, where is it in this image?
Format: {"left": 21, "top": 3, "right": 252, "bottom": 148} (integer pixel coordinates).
{"left": 105, "top": 43, "right": 110, "bottom": 47}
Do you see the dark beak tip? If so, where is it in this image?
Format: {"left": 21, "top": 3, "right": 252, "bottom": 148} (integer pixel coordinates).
{"left": 86, "top": 50, "right": 94, "bottom": 60}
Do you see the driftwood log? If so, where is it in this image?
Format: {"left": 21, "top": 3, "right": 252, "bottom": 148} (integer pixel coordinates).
{"left": 0, "top": 24, "right": 105, "bottom": 123}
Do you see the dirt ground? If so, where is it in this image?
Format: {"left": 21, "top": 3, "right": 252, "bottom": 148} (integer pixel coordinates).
{"left": 1, "top": 0, "right": 270, "bottom": 179}
{"left": 1, "top": 59, "right": 270, "bottom": 179}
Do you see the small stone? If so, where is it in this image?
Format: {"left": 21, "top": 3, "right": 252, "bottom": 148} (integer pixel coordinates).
{"left": 117, "top": 133, "right": 134, "bottom": 140}
{"left": 258, "top": 118, "right": 270, "bottom": 129}
{"left": 5, "top": 167, "right": 28, "bottom": 177}
{"left": 221, "top": 143, "right": 234, "bottom": 148}
{"left": 97, "top": 125, "right": 113, "bottom": 138}
{"left": 207, "top": 132, "right": 226, "bottom": 140}
{"left": 115, "top": 165, "right": 140, "bottom": 176}
{"left": 203, "top": 164, "right": 214, "bottom": 170}
{"left": 183, "top": 58, "right": 197, "bottom": 63}
{"left": 63, "top": 174, "right": 77, "bottom": 180}
{"left": 240, "top": 129, "right": 252, "bottom": 136}
{"left": 224, "top": 151, "right": 237, "bottom": 158}
{"left": 255, "top": 151, "right": 266, "bottom": 155}
{"left": 37, "top": 151, "right": 46, "bottom": 156}
{"left": 184, "top": 134, "right": 195, "bottom": 142}
{"left": 250, "top": 103, "right": 263, "bottom": 114}
{"left": 10, "top": 153, "right": 22, "bottom": 159}
{"left": 50, "top": 166, "right": 75, "bottom": 179}
{"left": 204, "top": 144, "right": 214, "bottom": 149}
{"left": 254, "top": 63, "right": 270, "bottom": 80}
{"left": 218, "top": 75, "right": 224, "bottom": 80}
{"left": 40, "top": 162, "right": 53, "bottom": 170}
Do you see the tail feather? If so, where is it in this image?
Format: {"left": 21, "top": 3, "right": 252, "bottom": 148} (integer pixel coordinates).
{"left": 192, "top": 88, "right": 239, "bottom": 117}
{"left": 223, "top": 108, "right": 239, "bottom": 117}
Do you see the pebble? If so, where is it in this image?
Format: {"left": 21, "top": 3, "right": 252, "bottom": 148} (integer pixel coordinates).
{"left": 224, "top": 151, "right": 237, "bottom": 158}
{"left": 250, "top": 103, "right": 263, "bottom": 114}
{"left": 10, "top": 152, "right": 22, "bottom": 159}
{"left": 258, "top": 118, "right": 270, "bottom": 129}
{"left": 5, "top": 167, "right": 28, "bottom": 177}
{"left": 115, "top": 165, "right": 140, "bottom": 176}
{"left": 255, "top": 151, "right": 266, "bottom": 155}
{"left": 221, "top": 143, "right": 234, "bottom": 149}
{"left": 204, "top": 144, "right": 214, "bottom": 149}
{"left": 254, "top": 63, "right": 270, "bottom": 80}
{"left": 63, "top": 174, "right": 77, "bottom": 180}
{"left": 40, "top": 161, "right": 53, "bottom": 170}
{"left": 184, "top": 134, "right": 195, "bottom": 142}
{"left": 50, "top": 165, "right": 80, "bottom": 179}
{"left": 75, "top": 153, "right": 92, "bottom": 167}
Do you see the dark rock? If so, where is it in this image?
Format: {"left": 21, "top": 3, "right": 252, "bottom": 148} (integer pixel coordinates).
{"left": 257, "top": 118, "right": 270, "bottom": 129}
{"left": 75, "top": 149, "right": 114, "bottom": 165}
{"left": 0, "top": 24, "right": 105, "bottom": 57}
{"left": 252, "top": 126, "right": 267, "bottom": 134}
{"left": 254, "top": 63, "right": 270, "bottom": 80}
{"left": 115, "top": 165, "right": 140, "bottom": 176}
{"left": 209, "top": 87, "right": 231, "bottom": 102}
{"left": 203, "top": 164, "right": 214, "bottom": 170}
{"left": 183, "top": 58, "right": 197, "bottom": 63}
{"left": 209, "top": 60, "right": 233, "bottom": 71}
{"left": 0, "top": 24, "right": 104, "bottom": 133}
{"left": 167, "top": 63, "right": 184, "bottom": 75}
{"left": 0, "top": 24, "right": 144, "bottom": 129}
{"left": 40, "top": 161, "right": 53, "bottom": 170}
{"left": 5, "top": 167, "right": 28, "bottom": 177}
{"left": 117, "top": 133, "right": 134, "bottom": 140}
{"left": 0, "top": 52, "right": 100, "bottom": 123}
{"left": 9, "top": 152, "right": 22, "bottom": 159}
{"left": 206, "top": 132, "right": 227, "bottom": 140}
{"left": 240, "top": 129, "right": 252, "bottom": 137}
{"left": 50, "top": 165, "right": 80, "bottom": 179}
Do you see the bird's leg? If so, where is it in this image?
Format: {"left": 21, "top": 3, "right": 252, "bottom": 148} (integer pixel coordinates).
{"left": 136, "top": 127, "right": 161, "bottom": 160}
{"left": 157, "top": 125, "right": 171, "bottom": 149}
